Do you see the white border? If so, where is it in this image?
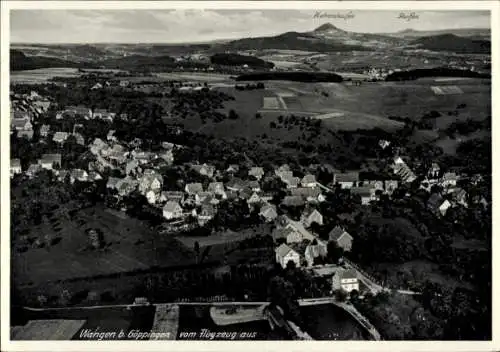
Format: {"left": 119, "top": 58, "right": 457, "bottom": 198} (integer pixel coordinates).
{"left": 1, "top": 2, "right": 499, "bottom": 352}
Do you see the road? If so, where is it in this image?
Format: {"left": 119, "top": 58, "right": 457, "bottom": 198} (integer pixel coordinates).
{"left": 343, "top": 258, "right": 421, "bottom": 296}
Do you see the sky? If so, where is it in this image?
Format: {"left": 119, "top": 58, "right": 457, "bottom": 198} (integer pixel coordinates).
{"left": 10, "top": 10, "right": 490, "bottom": 44}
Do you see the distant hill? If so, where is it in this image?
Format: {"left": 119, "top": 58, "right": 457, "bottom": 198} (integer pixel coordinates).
{"left": 10, "top": 49, "right": 92, "bottom": 71}
{"left": 218, "top": 31, "right": 370, "bottom": 52}
{"left": 100, "top": 54, "right": 180, "bottom": 71}
{"left": 411, "top": 34, "right": 490, "bottom": 54}
{"left": 388, "top": 27, "right": 490, "bottom": 39}
{"left": 313, "top": 23, "right": 347, "bottom": 34}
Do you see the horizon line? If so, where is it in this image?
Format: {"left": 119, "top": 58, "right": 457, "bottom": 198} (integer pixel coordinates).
{"left": 9, "top": 24, "right": 491, "bottom": 46}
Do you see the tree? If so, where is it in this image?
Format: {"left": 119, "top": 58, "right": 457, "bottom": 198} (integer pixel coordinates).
{"left": 228, "top": 109, "right": 239, "bottom": 120}
{"left": 335, "top": 289, "right": 348, "bottom": 302}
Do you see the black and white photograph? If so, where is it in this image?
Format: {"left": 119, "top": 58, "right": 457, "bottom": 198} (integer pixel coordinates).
{"left": 1, "top": 1, "right": 497, "bottom": 349}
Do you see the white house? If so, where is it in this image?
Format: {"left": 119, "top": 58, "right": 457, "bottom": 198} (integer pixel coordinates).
{"left": 275, "top": 244, "right": 301, "bottom": 269}
{"left": 301, "top": 174, "right": 317, "bottom": 188}
{"left": 332, "top": 269, "right": 359, "bottom": 293}
{"left": 11, "top": 159, "right": 22, "bottom": 177}
{"left": 163, "top": 201, "right": 183, "bottom": 220}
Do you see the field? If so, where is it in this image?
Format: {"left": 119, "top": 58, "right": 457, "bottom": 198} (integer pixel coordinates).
{"left": 431, "top": 85, "right": 464, "bottom": 95}
{"left": 12, "top": 205, "right": 194, "bottom": 286}
{"left": 10, "top": 67, "right": 81, "bottom": 84}
{"left": 156, "top": 72, "right": 232, "bottom": 82}
{"left": 167, "top": 76, "right": 489, "bottom": 146}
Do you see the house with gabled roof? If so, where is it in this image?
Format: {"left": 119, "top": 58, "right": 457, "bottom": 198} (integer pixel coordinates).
{"left": 246, "top": 180, "right": 261, "bottom": 193}
{"left": 259, "top": 204, "right": 278, "bottom": 222}
{"left": 191, "top": 163, "right": 215, "bottom": 178}
{"left": 283, "top": 217, "right": 315, "bottom": 242}
{"left": 11, "top": 118, "right": 32, "bottom": 131}
{"left": 159, "top": 191, "right": 184, "bottom": 204}
{"left": 116, "top": 177, "right": 139, "bottom": 197}
{"left": 66, "top": 106, "right": 92, "bottom": 119}
{"left": 300, "top": 208, "right": 323, "bottom": 228}
{"left": 18, "top": 130, "right": 34, "bottom": 140}
{"left": 275, "top": 164, "right": 291, "bottom": 178}
{"left": 440, "top": 172, "right": 458, "bottom": 188}
{"left": 333, "top": 172, "right": 359, "bottom": 189}
{"left": 301, "top": 174, "right": 317, "bottom": 188}
{"left": 332, "top": 269, "right": 359, "bottom": 293}
{"left": 282, "top": 175, "right": 300, "bottom": 189}
{"left": 226, "top": 177, "right": 246, "bottom": 192}
{"left": 53, "top": 132, "right": 69, "bottom": 144}
{"left": 247, "top": 192, "right": 261, "bottom": 207}
{"left": 451, "top": 188, "right": 468, "bottom": 208}
{"left": 351, "top": 186, "right": 376, "bottom": 205}
{"left": 107, "top": 130, "right": 117, "bottom": 142}
{"left": 138, "top": 171, "right": 163, "bottom": 195}
{"left": 40, "top": 124, "right": 50, "bottom": 137}
{"left": 198, "top": 204, "right": 216, "bottom": 225}
{"left": 195, "top": 191, "right": 213, "bottom": 206}
{"left": 90, "top": 138, "right": 109, "bottom": 156}
{"left": 304, "top": 239, "right": 328, "bottom": 267}
{"left": 70, "top": 169, "right": 89, "bottom": 183}
{"left": 39, "top": 154, "right": 62, "bottom": 170}
{"left": 185, "top": 183, "right": 203, "bottom": 195}
{"left": 275, "top": 243, "right": 301, "bottom": 269}
{"left": 329, "top": 226, "right": 353, "bottom": 252}
{"left": 290, "top": 187, "right": 325, "bottom": 203}
{"left": 384, "top": 180, "right": 399, "bottom": 195}
{"left": 427, "top": 193, "right": 451, "bottom": 217}
{"left": 378, "top": 139, "right": 391, "bottom": 150}
{"left": 106, "top": 177, "right": 121, "bottom": 189}
{"left": 207, "top": 182, "right": 225, "bottom": 196}
{"left": 226, "top": 164, "right": 239, "bottom": 174}
{"left": 248, "top": 167, "right": 265, "bottom": 180}
{"left": 72, "top": 133, "right": 85, "bottom": 146}
{"left": 163, "top": 201, "right": 183, "bottom": 220}
{"left": 11, "top": 159, "right": 22, "bottom": 177}
{"left": 428, "top": 163, "right": 441, "bottom": 179}
{"left": 88, "top": 171, "right": 102, "bottom": 182}
{"left": 26, "top": 164, "right": 42, "bottom": 178}
{"left": 282, "top": 195, "right": 306, "bottom": 207}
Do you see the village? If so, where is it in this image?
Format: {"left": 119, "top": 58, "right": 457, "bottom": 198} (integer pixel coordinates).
{"left": 9, "top": 85, "right": 489, "bottom": 304}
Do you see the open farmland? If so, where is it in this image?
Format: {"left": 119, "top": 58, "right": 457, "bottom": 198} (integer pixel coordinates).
{"left": 10, "top": 67, "right": 81, "bottom": 84}
{"left": 156, "top": 72, "right": 232, "bottom": 82}
{"left": 12, "top": 205, "right": 194, "bottom": 286}
{"left": 167, "top": 76, "right": 489, "bottom": 140}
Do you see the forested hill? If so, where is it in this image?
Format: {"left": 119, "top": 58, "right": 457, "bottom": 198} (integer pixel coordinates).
{"left": 210, "top": 53, "right": 274, "bottom": 69}
{"left": 10, "top": 50, "right": 94, "bottom": 71}
{"left": 411, "top": 34, "right": 490, "bottom": 54}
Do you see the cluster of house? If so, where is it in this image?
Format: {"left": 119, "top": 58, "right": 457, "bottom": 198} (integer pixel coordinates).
{"left": 10, "top": 91, "right": 51, "bottom": 140}
{"left": 421, "top": 162, "right": 487, "bottom": 216}
{"left": 10, "top": 153, "right": 102, "bottom": 184}
{"left": 56, "top": 106, "right": 116, "bottom": 122}
{"left": 274, "top": 209, "right": 353, "bottom": 270}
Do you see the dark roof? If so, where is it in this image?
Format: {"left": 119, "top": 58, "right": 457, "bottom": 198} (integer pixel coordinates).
{"left": 335, "top": 172, "right": 359, "bottom": 183}
{"left": 329, "top": 226, "right": 352, "bottom": 241}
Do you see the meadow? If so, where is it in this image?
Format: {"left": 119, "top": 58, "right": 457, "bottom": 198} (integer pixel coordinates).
{"left": 10, "top": 67, "right": 81, "bottom": 84}
{"left": 12, "top": 205, "right": 194, "bottom": 286}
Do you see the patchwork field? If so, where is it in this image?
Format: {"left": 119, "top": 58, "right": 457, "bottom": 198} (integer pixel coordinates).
{"left": 12, "top": 205, "right": 194, "bottom": 286}
{"left": 169, "top": 77, "right": 489, "bottom": 142}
